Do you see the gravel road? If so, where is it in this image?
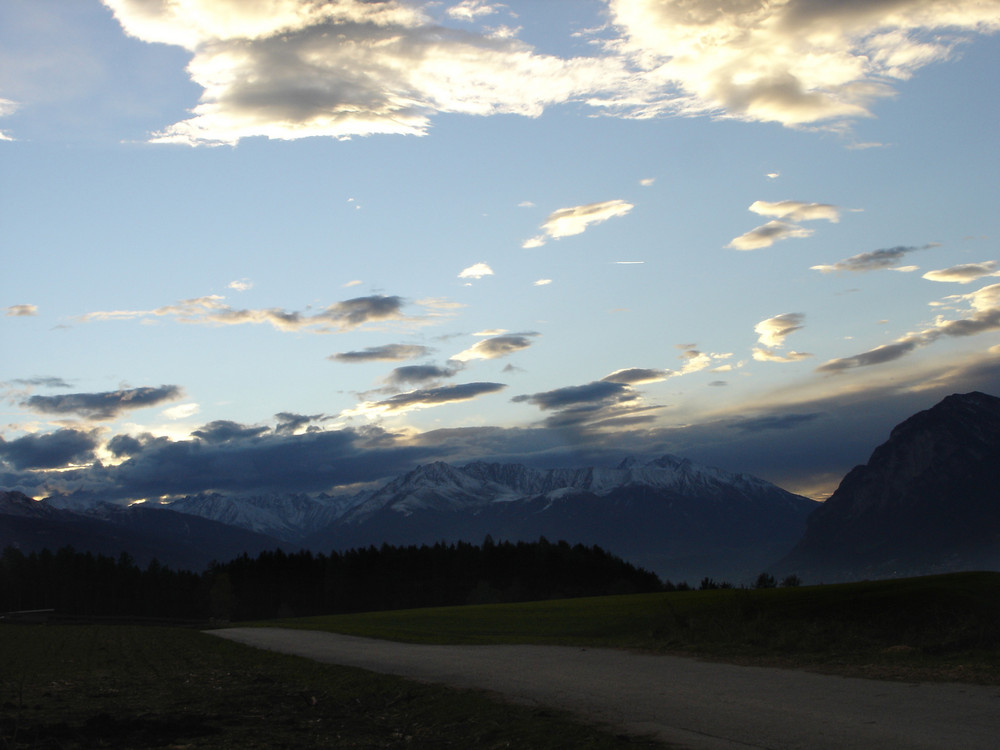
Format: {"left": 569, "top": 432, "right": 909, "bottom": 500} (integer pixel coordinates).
{"left": 210, "top": 627, "right": 1000, "bottom": 749}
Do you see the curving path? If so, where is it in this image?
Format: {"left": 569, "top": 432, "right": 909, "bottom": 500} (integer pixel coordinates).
{"left": 210, "top": 627, "right": 1000, "bottom": 750}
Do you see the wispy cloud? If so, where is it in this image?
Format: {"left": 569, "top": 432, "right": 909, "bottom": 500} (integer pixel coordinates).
{"left": 345, "top": 382, "right": 507, "bottom": 417}
{"left": 818, "top": 283, "right": 1000, "bottom": 372}
{"left": 749, "top": 200, "right": 840, "bottom": 223}
{"left": 811, "top": 244, "right": 934, "bottom": 273}
{"left": 162, "top": 403, "right": 200, "bottom": 420}
{"left": 5, "top": 304, "right": 38, "bottom": 317}
{"left": 23, "top": 385, "right": 182, "bottom": 421}
{"left": 330, "top": 344, "right": 433, "bottom": 363}
{"left": 522, "top": 199, "right": 634, "bottom": 248}
{"left": 82, "top": 294, "right": 419, "bottom": 333}
{"left": 446, "top": 1, "right": 502, "bottom": 22}
{"left": 227, "top": 278, "right": 253, "bottom": 291}
{"left": 726, "top": 220, "right": 814, "bottom": 250}
{"left": 922, "top": 261, "right": 1000, "bottom": 284}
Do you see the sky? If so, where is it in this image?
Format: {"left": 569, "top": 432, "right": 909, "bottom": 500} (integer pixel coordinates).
{"left": 2, "top": 0, "right": 999, "bottom": 505}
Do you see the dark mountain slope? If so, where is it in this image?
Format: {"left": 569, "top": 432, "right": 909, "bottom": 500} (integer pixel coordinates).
{"left": 778, "top": 391, "right": 1000, "bottom": 580}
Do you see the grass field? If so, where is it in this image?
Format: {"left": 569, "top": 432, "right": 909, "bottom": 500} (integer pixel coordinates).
{"left": 3, "top": 572, "right": 998, "bottom": 749}
{"left": 0, "top": 625, "right": 666, "bottom": 749}
{"left": 270, "top": 571, "right": 1000, "bottom": 684}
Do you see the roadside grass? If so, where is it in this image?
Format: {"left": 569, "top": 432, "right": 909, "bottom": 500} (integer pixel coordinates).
{"left": 0, "top": 625, "right": 666, "bottom": 749}
{"left": 269, "top": 571, "right": 1000, "bottom": 684}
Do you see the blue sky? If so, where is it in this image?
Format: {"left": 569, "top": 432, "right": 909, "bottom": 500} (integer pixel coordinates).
{"left": 2, "top": 0, "right": 999, "bottom": 503}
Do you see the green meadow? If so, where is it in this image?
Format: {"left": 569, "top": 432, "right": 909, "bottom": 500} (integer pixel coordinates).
{"left": 3, "top": 572, "right": 999, "bottom": 748}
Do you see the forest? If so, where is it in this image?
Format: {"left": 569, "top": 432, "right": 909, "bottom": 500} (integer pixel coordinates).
{"left": 0, "top": 537, "right": 663, "bottom": 622}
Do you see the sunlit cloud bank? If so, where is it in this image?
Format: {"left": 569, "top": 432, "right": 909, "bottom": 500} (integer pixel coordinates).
{"left": 818, "top": 283, "right": 1000, "bottom": 372}
{"left": 523, "top": 200, "right": 634, "bottom": 248}
{"left": 101, "top": 0, "right": 624, "bottom": 145}
{"left": 605, "top": 0, "right": 1000, "bottom": 127}
{"left": 97, "top": 1, "right": 1000, "bottom": 144}
{"left": 82, "top": 293, "right": 425, "bottom": 333}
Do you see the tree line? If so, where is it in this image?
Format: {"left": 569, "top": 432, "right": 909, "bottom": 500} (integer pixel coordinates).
{"left": 0, "top": 537, "right": 664, "bottom": 622}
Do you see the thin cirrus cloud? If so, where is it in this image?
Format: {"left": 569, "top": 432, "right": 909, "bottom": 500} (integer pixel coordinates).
{"left": 818, "top": 283, "right": 1000, "bottom": 372}
{"left": 523, "top": 200, "right": 634, "bottom": 248}
{"left": 753, "top": 313, "right": 812, "bottom": 363}
{"left": 331, "top": 344, "right": 433, "bottom": 363}
{"left": 22, "top": 385, "right": 182, "bottom": 421}
{"left": 811, "top": 244, "right": 934, "bottom": 273}
{"left": 82, "top": 294, "right": 417, "bottom": 333}
{"left": 922, "top": 261, "right": 1000, "bottom": 284}
{"left": 451, "top": 333, "right": 538, "bottom": 362}
{"left": 605, "top": 0, "right": 1000, "bottom": 127}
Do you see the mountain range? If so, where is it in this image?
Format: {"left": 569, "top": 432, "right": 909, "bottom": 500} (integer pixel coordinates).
{"left": 2, "top": 391, "right": 999, "bottom": 583}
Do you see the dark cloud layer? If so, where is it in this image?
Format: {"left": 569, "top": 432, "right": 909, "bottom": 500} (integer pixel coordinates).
{"left": 385, "top": 365, "right": 458, "bottom": 387}
{"left": 23, "top": 385, "right": 181, "bottom": 420}
{"left": 0, "top": 429, "right": 97, "bottom": 470}
{"left": 191, "top": 420, "right": 269, "bottom": 444}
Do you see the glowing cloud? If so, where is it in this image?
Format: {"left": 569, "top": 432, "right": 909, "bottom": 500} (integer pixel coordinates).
{"left": 749, "top": 200, "right": 840, "bottom": 223}
{"left": 523, "top": 199, "right": 634, "bottom": 248}
{"left": 922, "top": 262, "right": 1000, "bottom": 284}
{"left": 452, "top": 334, "right": 537, "bottom": 362}
{"left": 753, "top": 313, "right": 811, "bottom": 362}
{"left": 606, "top": 0, "right": 1000, "bottom": 127}
{"left": 458, "top": 262, "right": 494, "bottom": 279}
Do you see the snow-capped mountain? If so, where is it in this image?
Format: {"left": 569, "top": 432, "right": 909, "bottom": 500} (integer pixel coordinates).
{"left": 309, "top": 455, "right": 818, "bottom": 582}
{"left": 166, "top": 491, "right": 364, "bottom": 543}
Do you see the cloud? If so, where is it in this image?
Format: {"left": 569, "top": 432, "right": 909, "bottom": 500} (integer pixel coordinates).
{"left": 811, "top": 244, "right": 933, "bottom": 273}
{"left": 5, "top": 377, "right": 72, "bottom": 389}
{"left": 0, "top": 429, "right": 98, "bottom": 470}
{"left": 23, "top": 385, "right": 182, "bottom": 420}
{"left": 674, "top": 346, "right": 732, "bottom": 376}
{"left": 601, "top": 367, "right": 669, "bottom": 385}
{"left": 274, "top": 412, "right": 324, "bottom": 435}
{"left": 228, "top": 278, "right": 253, "bottom": 291}
{"left": 753, "top": 313, "right": 811, "bottom": 363}
{"left": 102, "top": 0, "right": 623, "bottom": 145}
{"left": 191, "top": 420, "right": 269, "bottom": 444}
{"left": 451, "top": 333, "right": 537, "bottom": 362}
{"left": 384, "top": 364, "right": 459, "bottom": 387}
{"left": 726, "top": 220, "right": 813, "bottom": 250}
{"left": 513, "top": 380, "right": 634, "bottom": 411}
{"left": 818, "top": 283, "right": 1000, "bottom": 372}
{"left": 605, "top": 0, "right": 1000, "bottom": 127}
{"left": 446, "top": 1, "right": 501, "bottom": 22}
{"left": 331, "top": 344, "right": 433, "bottom": 363}
{"left": 458, "top": 262, "right": 494, "bottom": 279}
{"left": 5, "top": 304, "right": 38, "bottom": 317}
{"left": 162, "top": 403, "right": 200, "bottom": 420}
{"left": 533, "top": 279, "right": 553, "bottom": 286}
{"left": 922, "top": 261, "right": 1000, "bottom": 284}
{"left": 348, "top": 382, "right": 507, "bottom": 416}
{"left": 749, "top": 200, "right": 840, "bottom": 223}
{"left": 83, "top": 294, "right": 415, "bottom": 333}
{"left": 523, "top": 199, "right": 634, "bottom": 248}
{"left": 729, "top": 412, "right": 824, "bottom": 433}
